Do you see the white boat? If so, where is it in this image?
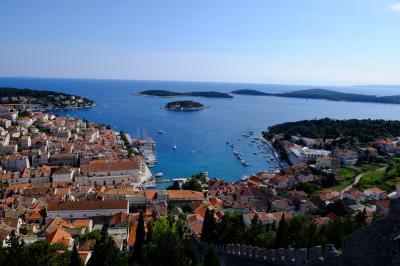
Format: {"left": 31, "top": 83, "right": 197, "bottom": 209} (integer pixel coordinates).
{"left": 241, "top": 175, "right": 249, "bottom": 181}
{"left": 173, "top": 138, "right": 177, "bottom": 150}
{"left": 155, "top": 172, "right": 164, "bottom": 177}
{"left": 157, "top": 130, "right": 165, "bottom": 134}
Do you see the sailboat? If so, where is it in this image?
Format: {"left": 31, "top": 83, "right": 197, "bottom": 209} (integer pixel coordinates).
{"left": 172, "top": 138, "right": 177, "bottom": 150}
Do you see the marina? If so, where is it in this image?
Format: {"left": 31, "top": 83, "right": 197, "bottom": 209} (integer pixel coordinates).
{"left": 132, "top": 136, "right": 157, "bottom": 166}
{"left": 226, "top": 131, "right": 282, "bottom": 171}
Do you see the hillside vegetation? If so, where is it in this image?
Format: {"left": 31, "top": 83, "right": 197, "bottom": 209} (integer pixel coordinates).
{"left": 264, "top": 118, "right": 400, "bottom": 142}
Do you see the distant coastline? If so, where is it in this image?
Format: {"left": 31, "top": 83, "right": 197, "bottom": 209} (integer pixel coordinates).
{"left": 0, "top": 87, "right": 95, "bottom": 110}
{"left": 232, "top": 88, "right": 400, "bottom": 105}
{"left": 135, "top": 90, "right": 233, "bottom": 99}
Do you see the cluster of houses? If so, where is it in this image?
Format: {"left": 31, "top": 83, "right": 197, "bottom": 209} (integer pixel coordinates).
{"left": 0, "top": 93, "right": 93, "bottom": 110}
{"left": 0, "top": 108, "right": 165, "bottom": 260}
{"left": 282, "top": 134, "right": 400, "bottom": 170}
{"left": 0, "top": 184, "right": 206, "bottom": 264}
{"left": 0, "top": 109, "right": 152, "bottom": 187}
{"left": 191, "top": 134, "right": 400, "bottom": 234}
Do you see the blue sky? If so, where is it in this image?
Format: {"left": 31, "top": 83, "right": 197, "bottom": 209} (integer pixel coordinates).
{"left": 1, "top": 0, "right": 400, "bottom": 85}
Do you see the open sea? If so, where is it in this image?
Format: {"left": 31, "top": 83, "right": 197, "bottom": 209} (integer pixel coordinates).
{"left": 1, "top": 77, "right": 400, "bottom": 188}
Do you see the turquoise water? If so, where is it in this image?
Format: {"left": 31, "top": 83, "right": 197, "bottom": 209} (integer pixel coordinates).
{"left": 1, "top": 77, "right": 400, "bottom": 188}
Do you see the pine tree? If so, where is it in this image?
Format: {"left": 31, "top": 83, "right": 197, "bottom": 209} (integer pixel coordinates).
{"left": 4, "top": 230, "right": 26, "bottom": 266}
{"left": 87, "top": 224, "right": 126, "bottom": 266}
{"left": 201, "top": 209, "right": 216, "bottom": 242}
{"left": 203, "top": 247, "right": 220, "bottom": 266}
{"left": 274, "top": 214, "right": 286, "bottom": 248}
{"left": 133, "top": 211, "right": 146, "bottom": 264}
{"left": 355, "top": 208, "right": 367, "bottom": 226}
{"left": 69, "top": 243, "right": 83, "bottom": 266}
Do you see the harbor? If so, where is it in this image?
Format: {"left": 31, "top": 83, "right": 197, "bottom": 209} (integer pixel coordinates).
{"left": 121, "top": 127, "right": 283, "bottom": 190}
{"left": 225, "top": 130, "right": 282, "bottom": 173}
{"left": 128, "top": 130, "right": 157, "bottom": 167}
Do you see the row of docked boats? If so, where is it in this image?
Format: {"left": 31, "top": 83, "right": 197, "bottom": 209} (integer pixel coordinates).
{"left": 225, "top": 130, "right": 284, "bottom": 171}
{"left": 233, "top": 150, "right": 250, "bottom": 166}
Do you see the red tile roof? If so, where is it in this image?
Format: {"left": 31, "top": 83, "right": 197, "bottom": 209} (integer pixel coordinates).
{"left": 47, "top": 200, "right": 127, "bottom": 211}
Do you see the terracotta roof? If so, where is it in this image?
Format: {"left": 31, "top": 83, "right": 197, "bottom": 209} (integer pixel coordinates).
{"left": 103, "top": 188, "right": 143, "bottom": 196}
{"left": 46, "top": 228, "right": 72, "bottom": 246}
{"left": 145, "top": 190, "right": 157, "bottom": 200}
{"left": 78, "top": 251, "right": 91, "bottom": 264}
{"left": 80, "top": 158, "right": 140, "bottom": 173}
{"left": 45, "top": 217, "right": 74, "bottom": 234}
{"left": 78, "top": 239, "right": 96, "bottom": 251}
{"left": 47, "top": 200, "right": 128, "bottom": 211}
{"left": 365, "top": 187, "right": 386, "bottom": 195}
{"left": 108, "top": 212, "right": 129, "bottom": 225}
{"left": 168, "top": 190, "right": 204, "bottom": 200}
{"left": 319, "top": 191, "right": 340, "bottom": 201}
{"left": 209, "top": 197, "right": 223, "bottom": 207}
{"left": 189, "top": 222, "right": 203, "bottom": 235}
{"left": 25, "top": 210, "right": 42, "bottom": 220}
{"left": 376, "top": 199, "right": 390, "bottom": 210}
{"left": 344, "top": 188, "right": 364, "bottom": 198}
{"left": 127, "top": 223, "right": 137, "bottom": 246}
{"left": 72, "top": 219, "right": 92, "bottom": 228}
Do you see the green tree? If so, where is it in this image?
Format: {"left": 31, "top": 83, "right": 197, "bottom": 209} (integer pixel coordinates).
{"left": 24, "top": 241, "right": 68, "bottom": 266}
{"left": 69, "top": 243, "right": 83, "bottom": 266}
{"left": 201, "top": 209, "right": 216, "bottom": 242}
{"left": 274, "top": 214, "right": 286, "bottom": 248}
{"left": 133, "top": 211, "right": 146, "bottom": 264}
{"left": 4, "top": 230, "right": 25, "bottom": 266}
{"left": 203, "top": 247, "right": 220, "bottom": 266}
{"left": 145, "top": 219, "right": 191, "bottom": 266}
{"left": 167, "top": 181, "right": 180, "bottom": 190}
{"left": 355, "top": 208, "right": 367, "bottom": 226}
{"left": 87, "top": 225, "right": 126, "bottom": 266}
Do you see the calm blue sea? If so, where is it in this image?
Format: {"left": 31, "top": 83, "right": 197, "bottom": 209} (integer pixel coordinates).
{"left": 1, "top": 77, "right": 400, "bottom": 188}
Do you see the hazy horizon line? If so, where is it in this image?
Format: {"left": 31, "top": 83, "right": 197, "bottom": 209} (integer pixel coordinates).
{"left": 1, "top": 75, "right": 400, "bottom": 88}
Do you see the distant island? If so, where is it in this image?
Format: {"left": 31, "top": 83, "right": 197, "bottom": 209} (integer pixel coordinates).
{"left": 162, "top": 100, "right": 207, "bottom": 111}
{"left": 0, "top": 87, "right": 95, "bottom": 110}
{"left": 136, "top": 90, "right": 233, "bottom": 98}
{"left": 231, "top": 88, "right": 400, "bottom": 105}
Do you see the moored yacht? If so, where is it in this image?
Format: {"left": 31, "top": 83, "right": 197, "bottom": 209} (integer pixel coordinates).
{"left": 155, "top": 172, "right": 164, "bottom": 177}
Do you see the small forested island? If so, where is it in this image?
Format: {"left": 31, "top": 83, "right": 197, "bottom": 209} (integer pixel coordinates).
{"left": 163, "top": 100, "right": 207, "bottom": 111}
{"left": 136, "top": 89, "right": 233, "bottom": 98}
{"left": 0, "top": 87, "right": 95, "bottom": 110}
{"left": 232, "top": 88, "right": 400, "bottom": 105}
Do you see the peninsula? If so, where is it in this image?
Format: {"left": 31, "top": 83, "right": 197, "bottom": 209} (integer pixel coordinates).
{"left": 163, "top": 100, "right": 207, "bottom": 111}
{"left": 136, "top": 89, "right": 233, "bottom": 98}
{"left": 231, "top": 88, "right": 400, "bottom": 105}
{"left": 0, "top": 87, "right": 95, "bottom": 110}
